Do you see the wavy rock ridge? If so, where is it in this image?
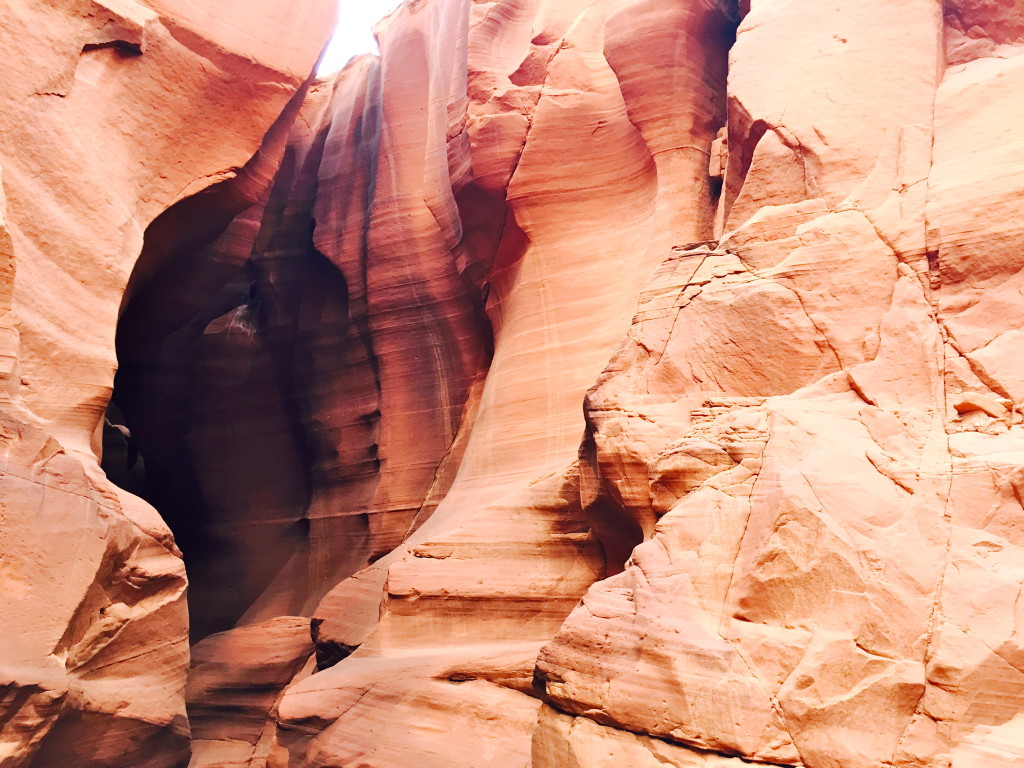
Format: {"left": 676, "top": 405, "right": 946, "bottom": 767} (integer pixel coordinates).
{"left": 4, "top": 0, "right": 1024, "bottom": 766}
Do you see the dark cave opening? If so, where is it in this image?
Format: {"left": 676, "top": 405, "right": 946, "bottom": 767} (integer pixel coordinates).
{"left": 105, "top": 173, "right": 363, "bottom": 642}
{"left": 107, "top": 211, "right": 359, "bottom": 643}
{"left": 104, "top": 180, "right": 294, "bottom": 641}
{"left": 100, "top": 77, "right": 328, "bottom": 639}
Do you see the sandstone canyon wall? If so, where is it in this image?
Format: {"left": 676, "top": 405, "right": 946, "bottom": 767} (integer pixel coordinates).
{"left": 3, "top": 0, "right": 1024, "bottom": 767}
{"left": 0, "top": 1, "right": 335, "bottom": 765}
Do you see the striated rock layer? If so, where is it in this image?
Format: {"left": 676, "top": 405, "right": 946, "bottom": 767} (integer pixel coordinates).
{"left": 5, "top": 0, "right": 1024, "bottom": 766}
{"left": 129, "top": 0, "right": 737, "bottom": 762}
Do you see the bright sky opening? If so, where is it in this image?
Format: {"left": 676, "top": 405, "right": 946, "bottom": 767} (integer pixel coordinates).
{"left": 318, "top": 0, "right": 404, "bottom": 75}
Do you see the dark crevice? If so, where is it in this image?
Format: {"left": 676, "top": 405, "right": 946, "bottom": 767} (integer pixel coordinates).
{"left": 576, "top": 0, "right": 741, "bottom": 572}
{"left": 722, "top": 109, "right": 770, "bottom": 229}
{"left": 82, "top": 40, "right": 142, "bottom": 56}
{"left": 104, "top": 64, "right": 399, "bottom": 642}
{"left": 310, "top": 617, "right": 357, "bottom": 671}
{"left": 105, "top": 83, "right": 320, "bottom": 642}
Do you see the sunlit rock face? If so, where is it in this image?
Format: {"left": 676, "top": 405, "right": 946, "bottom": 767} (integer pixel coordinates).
{"left": 540, "top": 3, "right": 1024, "bottom": 768}
{"left": 6, "top": 0, "right": 1024, "bottom": 766}
{"left": 0, "top": 1, "right": 333, "bottom": 765}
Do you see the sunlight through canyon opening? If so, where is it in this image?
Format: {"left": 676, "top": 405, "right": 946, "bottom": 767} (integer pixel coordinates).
{"left": 318, "top": 0, "right": 403, "bottom": 74}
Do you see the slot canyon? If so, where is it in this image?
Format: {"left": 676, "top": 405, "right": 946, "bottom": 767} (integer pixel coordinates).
{"left": 1, "top": 0, "right": 1024, "bottom": 766}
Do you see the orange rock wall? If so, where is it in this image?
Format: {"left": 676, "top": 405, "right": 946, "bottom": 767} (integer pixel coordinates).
{"left": 6, "top": 0, "right": 1024, "bottom": 767}
{"left": 258, "top": 1, "right": 1024, "bottom": 766}
{"left": 0, "top": 1, "right": 333, "bottom": 765}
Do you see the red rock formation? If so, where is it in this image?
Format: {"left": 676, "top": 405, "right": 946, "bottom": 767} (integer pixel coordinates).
{"left": 539, "top": 4, "right": 1024, "bottom": 768}
{"left": 7, "top": 0, "right": 1024, "bottom": 766}
{"left": 158, "top": 0, "right": 738, "bottom": 763}
{"left": 0, "top": 1, "right": 333, "bottom": 765}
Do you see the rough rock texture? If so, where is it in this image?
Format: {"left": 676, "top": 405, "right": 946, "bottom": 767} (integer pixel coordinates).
{"left": 0, "top": 1, "right": 334, "bottom": 765}
{"left": 7, "top": 0, "right": 1024, "bottom": 766}
{"left": 539, "top": 3, "right": 1024, "bottom": 768}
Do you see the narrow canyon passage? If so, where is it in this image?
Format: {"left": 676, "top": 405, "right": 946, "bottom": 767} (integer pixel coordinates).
{"left": 98, "top": 0, "right": 741, "bottom": 762}
{"left": 102, "top": 0, "right": 740, "bottom": 645}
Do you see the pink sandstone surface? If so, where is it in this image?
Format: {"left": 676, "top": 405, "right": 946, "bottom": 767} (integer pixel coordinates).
{"left": 3, "top": 0, "right": 1024, "bottom": 766}
{"left": 0, "top": 0, "right": 335, "bottom": 764}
